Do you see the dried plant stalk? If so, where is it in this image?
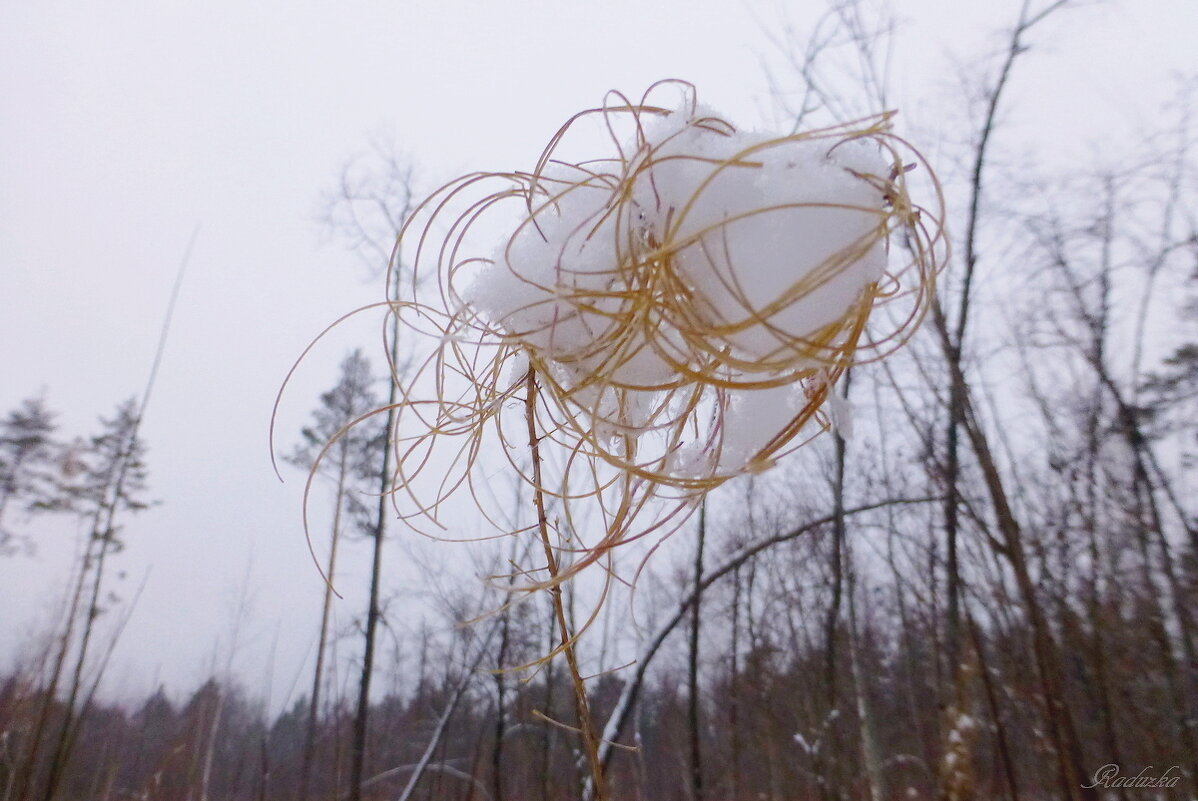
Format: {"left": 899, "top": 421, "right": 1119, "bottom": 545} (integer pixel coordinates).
{"left": 376, "top": 80, "right": 944, "bottom": 587}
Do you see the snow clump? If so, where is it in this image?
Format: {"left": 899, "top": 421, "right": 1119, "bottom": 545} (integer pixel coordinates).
{"left": 466, "top": 95, "right": 896, "bottom": 479}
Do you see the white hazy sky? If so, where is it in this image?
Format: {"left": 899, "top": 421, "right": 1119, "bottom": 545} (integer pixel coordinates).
{"left": 2, "top": 1, "right": 1195, "bottom": 709}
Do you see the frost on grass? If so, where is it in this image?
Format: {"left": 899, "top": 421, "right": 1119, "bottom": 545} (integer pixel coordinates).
{"left": 382, "top": 81, "right": 942, "bottom": 576}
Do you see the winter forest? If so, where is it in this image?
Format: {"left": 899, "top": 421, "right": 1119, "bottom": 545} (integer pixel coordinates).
{"left": 2, "top": 2, "right": 1196, "bottom": 800}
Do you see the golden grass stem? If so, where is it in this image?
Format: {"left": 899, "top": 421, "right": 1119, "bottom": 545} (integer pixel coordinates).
{"left": 524, "top": 365, "right": 608, "bottom": 801}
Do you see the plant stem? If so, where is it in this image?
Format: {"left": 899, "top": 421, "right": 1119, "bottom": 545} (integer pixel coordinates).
{"left": 523, "top": 367, "right": 608, "bottom": 801}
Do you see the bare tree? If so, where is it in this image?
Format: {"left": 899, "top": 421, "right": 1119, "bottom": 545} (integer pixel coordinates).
{"left": 314, "top": 140, "right": 420, "bottom": 801}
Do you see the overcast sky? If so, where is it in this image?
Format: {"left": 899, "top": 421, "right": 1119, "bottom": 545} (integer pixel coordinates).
{"left": 2, "top": 0, "right": 1195, "bottom": 709}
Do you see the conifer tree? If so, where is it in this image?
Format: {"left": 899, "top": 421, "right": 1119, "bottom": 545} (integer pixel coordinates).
{"left": 288, "top": 349, "right": 385, "bottom": 801}
{"left": 23, "top": 397, "right": 153, "bottom": 801}
{"left": 0, "top": 395, "right": 59, "bottom": 552}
